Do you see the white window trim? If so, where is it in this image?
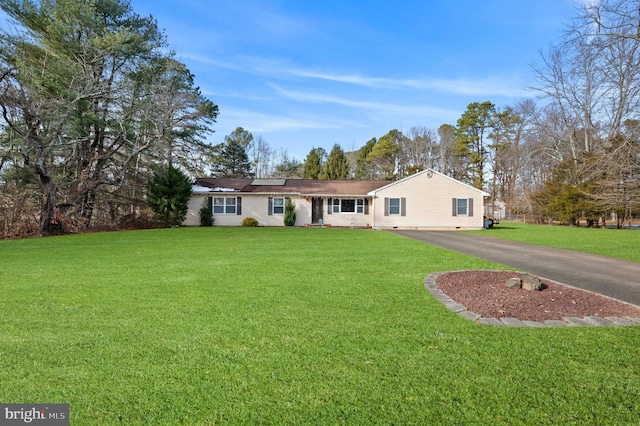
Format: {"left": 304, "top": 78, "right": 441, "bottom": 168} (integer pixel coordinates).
{"left": 457, "top": 198, "right": 469, "bottom": 216}
{"left": 213, "top": 197, "right": 237, "bottom": 215}
{"left": 388, "top": 198, "right": 401, "bottom": 215}
{"left": 332, "top": 198, "right": 365, "bottom": 214}
{"left": 272, "top": 197, "right": 285, "bottom": 215}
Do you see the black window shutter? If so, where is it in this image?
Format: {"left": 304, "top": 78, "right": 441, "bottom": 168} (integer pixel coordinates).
{"left": 327, "top": 198, "right": 332, "bottom": 215}
{"left": 364, "top": 198, "right": 369, "bottom": 215}
{"left": 207, "top": 196, "right": 212, "bottom": 212}
{"left": 401, "top": 198, "right": 406, "bottom": 216}
{"left": 384, "top": 198, "right": 389, "bottom": 216}
{"left": 468, "top": 198, "right": 473, "bottom": 217}
{"left": 452, "top": 198, "right": 457, "bottom": 216}
{"left": 237, "top": 197, "right": 242, "bottom": 215}
{"left": 268, "top": 197, "right": 273, "bottom": 215}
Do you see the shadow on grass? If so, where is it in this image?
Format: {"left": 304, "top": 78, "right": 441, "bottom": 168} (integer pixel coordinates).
{"left": 485, "top": 225, "right": 518, "bottom": 231}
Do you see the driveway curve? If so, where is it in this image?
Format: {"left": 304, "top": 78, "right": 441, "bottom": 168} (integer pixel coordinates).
{"left": 390, "top": 230, "right": 640, "bottom": 306}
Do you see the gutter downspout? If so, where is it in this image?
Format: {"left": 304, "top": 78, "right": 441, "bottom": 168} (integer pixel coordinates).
{"left": 368, "top": 191, "right": 377, "bottom": 229}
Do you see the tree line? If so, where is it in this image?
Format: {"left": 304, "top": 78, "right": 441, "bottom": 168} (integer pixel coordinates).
{"left": 1, "top": 0, "right": 639, "bottom": 238}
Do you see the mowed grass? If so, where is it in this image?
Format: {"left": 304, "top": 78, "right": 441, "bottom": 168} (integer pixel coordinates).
{"left": 468, "top": 221, "right": 640, "bottom": 263}
{"left": 1, "top": 227, "right": 639, "bottom": 425}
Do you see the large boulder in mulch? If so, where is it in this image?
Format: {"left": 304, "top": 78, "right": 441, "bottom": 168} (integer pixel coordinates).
{"left": 504, "top": 274, "right": 543, "bottom": 291}
{"left": 520, "top": 273, "right": 543, "bottom": 291}
{"left": 505, "top": 277, "right": 522, "bottom": 288}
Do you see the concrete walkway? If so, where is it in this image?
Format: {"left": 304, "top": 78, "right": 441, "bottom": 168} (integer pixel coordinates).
{"left": 390, "top": 230, "right": 640, "bottom": 306}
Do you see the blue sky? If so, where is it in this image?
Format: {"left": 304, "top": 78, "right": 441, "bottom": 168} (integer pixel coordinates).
{"left": 126, "top": 2, "right": 581, "bottom": 159}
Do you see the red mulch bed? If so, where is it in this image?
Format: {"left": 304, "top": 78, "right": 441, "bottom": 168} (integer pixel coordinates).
{"left": 436, "top": 270, "right": 640, "bottom": 322}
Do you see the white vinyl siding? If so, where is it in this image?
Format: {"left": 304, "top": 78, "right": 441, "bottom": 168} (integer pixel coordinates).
{"left": 372, "top": 170, "right": 485, "bottom": 230}
{"left": 185, "top": 194, "right": 312, "bottom": 227}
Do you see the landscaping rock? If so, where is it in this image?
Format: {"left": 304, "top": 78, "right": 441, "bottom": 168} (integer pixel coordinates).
{"left": 520, "top": 273, "right": 543, "bottom": 291}
{"left": 505, "top": 277, "right": 522, "bottom": 288}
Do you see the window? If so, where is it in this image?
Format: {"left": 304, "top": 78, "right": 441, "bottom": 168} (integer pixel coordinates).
{"left": 452, "top": 198, "right": 473, "bottom": 216}
{"left": 457, "top": 198, "right": 468, "bottom": 216}
{"left": 332, "top": 198, "right": 365, "bottom": 214}
{"left": 384, "top": 197, "right": 406, "bottom": 216}
{"left": 332, "top": 198, "right": 342, "bottom": 213}
{"left": 388, "top": 198, "right": 401, "bottom": 215}
{"left": 213, "top": 197, "right": 236, "bottom": 214}
{"left": 273, "top": 197, "right": 285, "bottom": 215}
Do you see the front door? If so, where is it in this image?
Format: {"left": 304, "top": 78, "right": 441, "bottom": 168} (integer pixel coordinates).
{"left": 312, "top": 197, "right": 323, "bottom": 223}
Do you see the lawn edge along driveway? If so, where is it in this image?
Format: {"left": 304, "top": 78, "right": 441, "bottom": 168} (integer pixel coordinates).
{"left": 390, "top": 230, "right": 640, "bottom": 306}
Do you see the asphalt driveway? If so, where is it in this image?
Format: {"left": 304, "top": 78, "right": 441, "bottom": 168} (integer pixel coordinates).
{"left": 390, "top": 230, "right": 640, "bottom": 306}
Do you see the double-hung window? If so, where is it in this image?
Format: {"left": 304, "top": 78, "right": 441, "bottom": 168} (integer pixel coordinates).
{"left": 452, "top": 198, "right": 473, "bottom": 216}
{"left": 213, "top": 197, "right": 237, "bottom": 214}
{"left": 384, "top": 197, "right": 406, "bottom": 216}
{"left": 272, "top": 197, "right": 285, "bottom": 215}
{"left": 457, "top": 198, "right": 468, "bottom": 216}
{"left": 388, "top": 198, "right": 401, "bottom": 215}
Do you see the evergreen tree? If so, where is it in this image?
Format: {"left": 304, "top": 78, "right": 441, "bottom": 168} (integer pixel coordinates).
{"left": 224, "top": 127, "right": 254, "bottom": 150}
{"left": 354, "top": 138, "right": 377, "bottom": 180}
{"left": 146, "top": 166, "right": 192, "bottom": 226}
{"left": 303, "top": 148, "right": 323, "bottom": 179}
{"left": 368, "top": 130, "right": 401, "bottom": 180}
{"left": 217, "top": 128, "right": 253, "bottom": 177}
{"left": 284, "top": 198, "right": 296, "bottom": 226}
{"left": 273, "top": 156, "right": 302, "bottom": 178}
{"left": 454, "top": 101, "right": 496, "bottom": 189}
{"left": 198, "top": 198, "right": 213, "bottom": 226}
{"left": 321, "top": 144, "right": 350, "bottom": 179}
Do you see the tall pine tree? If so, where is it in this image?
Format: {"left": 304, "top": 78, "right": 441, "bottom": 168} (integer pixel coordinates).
{"left": 354, "top": 138, "right": 377, "bottom": 180}
{"left": 217, "top": 128, "right": 253, "bottom": 178}
{"left": 454, "top": 101, "right": 496, "bottom": 189}
{"left": 303, "top": 148, "right": 324, "bottom": 179}
{"left": 321, "top": 144, "right": 349, "bottom": 179}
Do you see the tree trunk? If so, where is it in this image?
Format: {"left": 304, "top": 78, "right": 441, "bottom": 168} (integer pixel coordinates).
{"left": 76, "top": 190, "right": 96, "bottom": 228}
{"left": 36, "top": 167, "right": 60, "bottom": 235}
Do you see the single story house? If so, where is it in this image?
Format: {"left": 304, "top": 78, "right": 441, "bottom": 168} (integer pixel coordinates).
{"left": 184, "top": 169, "right": 489, "bottom": 230}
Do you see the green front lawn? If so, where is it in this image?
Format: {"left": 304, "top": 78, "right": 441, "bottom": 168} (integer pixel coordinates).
{"left": 1, "top": 228, "right": 639, "bottom": 424}
{"left": 469, "top": 221, "right": 640, "bottom": 263}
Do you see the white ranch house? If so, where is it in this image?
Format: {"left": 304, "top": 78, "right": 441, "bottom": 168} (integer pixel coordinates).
{"left": 184, "top": 169, "right": 489, "bottom": 230}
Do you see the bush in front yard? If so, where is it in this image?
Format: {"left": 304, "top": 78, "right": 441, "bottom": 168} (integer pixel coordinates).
{"left": 242, "top": 217, "right": 259, "bottom": 227}
{"left": 284, "top": 199, "right": 296, "bottom": 226}
{"left": 199, "top": 199, "right": 213, "bottom": 226}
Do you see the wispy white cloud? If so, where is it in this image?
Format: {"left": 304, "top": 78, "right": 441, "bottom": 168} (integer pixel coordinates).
{"left": 283, "top": 68, "right": 528, "bottom": 97}
{"left": 218, "top": 107, "right": 367, "bottom": 134}
{"left": 269, "top": 85, "right": 460, "bottom": 118}
{"left": 186, "top": 53, "right": 528, "bottom": 98}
